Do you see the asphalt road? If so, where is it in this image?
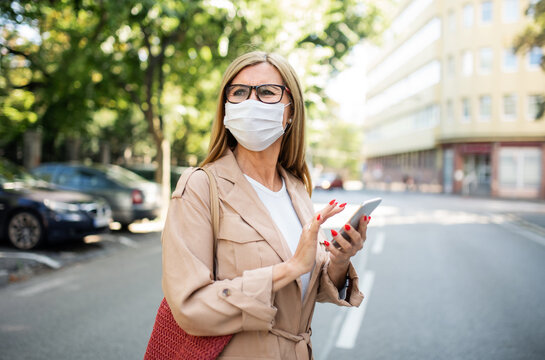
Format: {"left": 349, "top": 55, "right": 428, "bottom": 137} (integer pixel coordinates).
{"left": 0, "top": 231, "right": 163, "bottom": 360}
{"left": 1, "top": 190, "right": 544, "bottom": 360}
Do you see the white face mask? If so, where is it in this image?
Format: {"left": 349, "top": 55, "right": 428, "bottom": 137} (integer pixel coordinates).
{"left": 224, "top": 99, "right": 290, "bottom": 152}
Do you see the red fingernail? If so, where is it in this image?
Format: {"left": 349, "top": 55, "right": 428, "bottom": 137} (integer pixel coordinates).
{"left": 317, "top": 214, "right": 321, "bottom": 221}
{"left": 334, "top": 202, "right": 338, "bottom": 206}
{"left": 324, "top": 240, "right": 330, "bottom": 247}
{"left": 340, "top": 203, "right": 347, "bottom": 207}
{"left": 329, "top": 199, "right": 336, "bottom": 205}
{"left": 344, "top": 224, "right": 351, "bottom": 231}
{"left": 331, "top": 229, "right": 338, "bottom": 237}
{"left": 368, "top": 216, "right": 371, "bottom": 221}
{"left": 363, "top": 216, "right": 367, "bottom": 221}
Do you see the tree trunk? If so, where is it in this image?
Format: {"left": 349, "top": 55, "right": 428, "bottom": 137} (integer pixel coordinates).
{"left": 65, "top": 136, "right": 81, "bottom": 161}
{"left": 144, "top": 106, "right": 170, "bottom": 219}
{"left": 23, "top": 130, "right": 42, "bottom": 169}
{"left": 160, "top": 139, "right": 171, "bottom": 218}
{"left": 153, "top": 136, "right": 171, "bottom": 218}
{"left": 100, "top": 141, "right": 111, "bottom": 164}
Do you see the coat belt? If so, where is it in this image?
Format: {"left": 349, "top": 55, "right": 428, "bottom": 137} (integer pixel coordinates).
{"left": 270, "top": 328, "right": 311, "bottom": 360}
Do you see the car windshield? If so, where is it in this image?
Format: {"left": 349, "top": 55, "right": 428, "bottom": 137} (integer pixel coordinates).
{"left": 95, "top": 164, "right": 148, "bottom": 186}
{"left": 0, "top": 159, "right": 43, "bottom": 188}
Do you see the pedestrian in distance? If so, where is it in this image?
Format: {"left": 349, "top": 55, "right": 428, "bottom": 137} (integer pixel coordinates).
{"left": 153, "top": 51, "right": 370, "bottom": 360}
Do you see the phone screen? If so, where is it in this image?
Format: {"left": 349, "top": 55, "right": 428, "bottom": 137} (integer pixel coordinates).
{"left": 333, "top": 197, "right": 382, "bottom": 247}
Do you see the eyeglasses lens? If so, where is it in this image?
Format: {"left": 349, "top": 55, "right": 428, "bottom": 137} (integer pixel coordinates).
{"left": 227, "top": 85, "right": 284, "bottom": 104}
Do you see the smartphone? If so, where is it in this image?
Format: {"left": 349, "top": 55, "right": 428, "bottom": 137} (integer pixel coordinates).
{"left": 332, "top": 197, "right": 382, "bottom": 249}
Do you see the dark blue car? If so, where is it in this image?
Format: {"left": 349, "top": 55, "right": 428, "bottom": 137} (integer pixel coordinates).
{"left": 0, "top": 159, "right": 112, "bottom": 250}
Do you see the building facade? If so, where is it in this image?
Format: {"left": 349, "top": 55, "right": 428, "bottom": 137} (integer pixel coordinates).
{"left": 363, "top": 0, "right": 545, "bottom": 199}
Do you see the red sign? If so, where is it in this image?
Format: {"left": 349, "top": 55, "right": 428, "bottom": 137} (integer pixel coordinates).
{"left": 459, "top": 143, "right": 492, "bottom": 154}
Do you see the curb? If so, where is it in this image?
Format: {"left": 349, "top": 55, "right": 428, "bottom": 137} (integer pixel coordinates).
{"left": 0, "top": 252, "right": 62, "bottom": 288}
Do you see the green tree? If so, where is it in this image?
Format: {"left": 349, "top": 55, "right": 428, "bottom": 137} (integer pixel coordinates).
{"left": 1, "top": 0, "right": 385, "bottom": 199}
{"left": 514, "top": 0, "right": 545, "bottom": 119}
{"left": 0, "top": 0, "right": 115, "bottom": 159}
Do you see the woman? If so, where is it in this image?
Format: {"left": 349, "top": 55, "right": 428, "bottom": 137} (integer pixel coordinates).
{"left": 162, "top": 51, "right": 368, "bottom": 359}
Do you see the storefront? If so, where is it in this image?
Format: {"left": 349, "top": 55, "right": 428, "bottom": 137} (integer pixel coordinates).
{"left": 493, "top": 143, "right": 544, "bottom": 199}
{"left": 444, "top": 143, "right": 492, "bottom": 196}
{"left": 444, "top": 142, "right": 545, "bottom": 199}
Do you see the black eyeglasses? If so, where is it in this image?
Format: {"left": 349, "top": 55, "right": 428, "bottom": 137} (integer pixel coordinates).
{"left": 225, "top": 84, "right": 291, "bottom": 104}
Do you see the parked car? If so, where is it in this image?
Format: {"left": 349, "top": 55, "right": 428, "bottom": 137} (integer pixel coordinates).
{"left": 314, "top": 172, "right": 344, "bottom": 190}
{"left": 0, "top": 158, "right": 112, "bottom": 250}
{"left": 124, "top": 164, "right": 188, "bottom": 192}
{"left": 32, "top": 163, "right": 162, "bottom": 228}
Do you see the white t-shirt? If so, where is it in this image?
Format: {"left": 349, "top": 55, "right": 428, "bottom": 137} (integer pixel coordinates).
{"left": 244, "top": 174, "right": 311, "bottom": 300}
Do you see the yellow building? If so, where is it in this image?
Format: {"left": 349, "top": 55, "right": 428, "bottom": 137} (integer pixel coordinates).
{"left": 363, "top": 0, "right": 545, "bottom": 199}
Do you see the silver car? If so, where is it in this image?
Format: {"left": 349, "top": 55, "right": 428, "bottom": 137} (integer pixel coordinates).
{"left": 32, "top": 163, "right": 162, "bottom": 229}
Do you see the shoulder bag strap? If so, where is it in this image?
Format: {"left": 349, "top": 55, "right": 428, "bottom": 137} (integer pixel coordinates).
{"left": 199, "top": 167, "right": 220, "bottom": 279}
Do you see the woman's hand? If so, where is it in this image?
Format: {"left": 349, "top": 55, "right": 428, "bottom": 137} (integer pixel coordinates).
{"left": 328, "top": 215, "right": 369, "bottom": 265}
{"left": 290, "top": 200, "right": 346, "bottom": 275}
{"left": 272, "top": 200, "right": 345, "bottom": 292}
{"left": 326, "top": 214, "right": 370, "bottom": 289}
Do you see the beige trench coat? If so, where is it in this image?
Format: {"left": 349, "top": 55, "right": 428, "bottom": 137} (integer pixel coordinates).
{"left": 162, "top": 149, "right": 364, "bottom": 360}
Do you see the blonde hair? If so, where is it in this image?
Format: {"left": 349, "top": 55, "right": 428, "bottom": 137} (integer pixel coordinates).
{"left": 201, "top": 51, "right": 312, "bottom": 195}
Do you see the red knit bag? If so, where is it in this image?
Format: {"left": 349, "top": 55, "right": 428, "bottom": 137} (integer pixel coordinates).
{"left": 144, "top": 168, "right": 232, "bottom": 359}
{"left": 143, "top": 298, "right": 232, "bottom": 360}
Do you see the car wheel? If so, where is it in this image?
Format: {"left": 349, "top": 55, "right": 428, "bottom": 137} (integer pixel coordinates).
{"left": 7, "top": 211, "right": 44, "bottom": 250}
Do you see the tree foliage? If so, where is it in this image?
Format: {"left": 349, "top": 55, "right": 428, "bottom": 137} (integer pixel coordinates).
{"left": 1, "top": 0, "right": 385, "bottom": 190}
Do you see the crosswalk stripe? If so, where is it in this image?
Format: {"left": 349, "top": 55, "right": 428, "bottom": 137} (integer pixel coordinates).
{"left": 335, "top": 271, "right": 375, "bottom": 349}
{"left": 372, "top": 231, "right": 385, "bottom": 254}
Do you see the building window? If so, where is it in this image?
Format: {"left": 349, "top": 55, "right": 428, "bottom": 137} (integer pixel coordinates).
{"left": 502, "top": 0, "right": 519, "bottom": 23}
{"left": 446, "top": 100, "right": 454, "bottom": 123}
{"left": 481, "top": 1, "right": 493, "bottom": 23}
{"left": 367, "top": 18, "right": 441, "bottom": 92}
{"left": 499, "top": 147, "right": 542, "bottom": 190}
{"left": 479, "top": 47, "right": 493, "bottom": 73}
{"left": 462, "top": 50, "right": 473, "bottom": 76}
{"left": 366, "top": 61, "right": 441, "bottom": 117}
{"left": 447, "top": 55, "right": 456, "bottom": 75}
{"left": 503, "top": 47, "right": 518, "bottom": 71}
{"left": 527, "top": 94, "right": 544, "bottom": 120}
{"left": 390, "top": 0, "right": 436, "bottom": 37}
{"left": 503, "top": 94, "right": 517, "bottom": 120}
{"left": 527, "top": 46, "right": 543, "bottom": 69}
{"left": 462, "top": 98, "right": 471, "bottom": 122}
{"left": 463, "top": 4, "right": 474, "bottom": 27}
{"left": 479, "top": 95, "right": 492, "bottom": 121}
{"left": 448, "top": 10, "right": 456, "bottom": 32}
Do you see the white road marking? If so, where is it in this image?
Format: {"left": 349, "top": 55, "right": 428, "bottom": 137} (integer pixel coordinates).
{"left": 0, "top": 252, "right": 61, "bottom": 269}
{"left": 316, "top": 308, "right": 345, "bottom": 360}
{"left": 118, "top": 236, "right": 139, "bottom": 248}
{"left": 497, "top": 221, "right": 545, "bottom": 247}
{"left": 318, "top": 239, "right": 370, "bottom": 360}
{"left": 374, "top": 216, "right": 386, "bottom": 228}
{"left": 372, "top": 232, "right": 385, "bottom": 254}
{"left": 14, "top": 277, "right": 74, "bottom": 297}
{"left": 335, "top": 271, "right": 375, "bottom": 349}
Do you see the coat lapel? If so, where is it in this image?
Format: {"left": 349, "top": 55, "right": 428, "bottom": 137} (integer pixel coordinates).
{"left": 213, "top": 150, "right": 292, "bottom": 263}
{"left": 212, "top": 149, "right": 324, "bottom": 302}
